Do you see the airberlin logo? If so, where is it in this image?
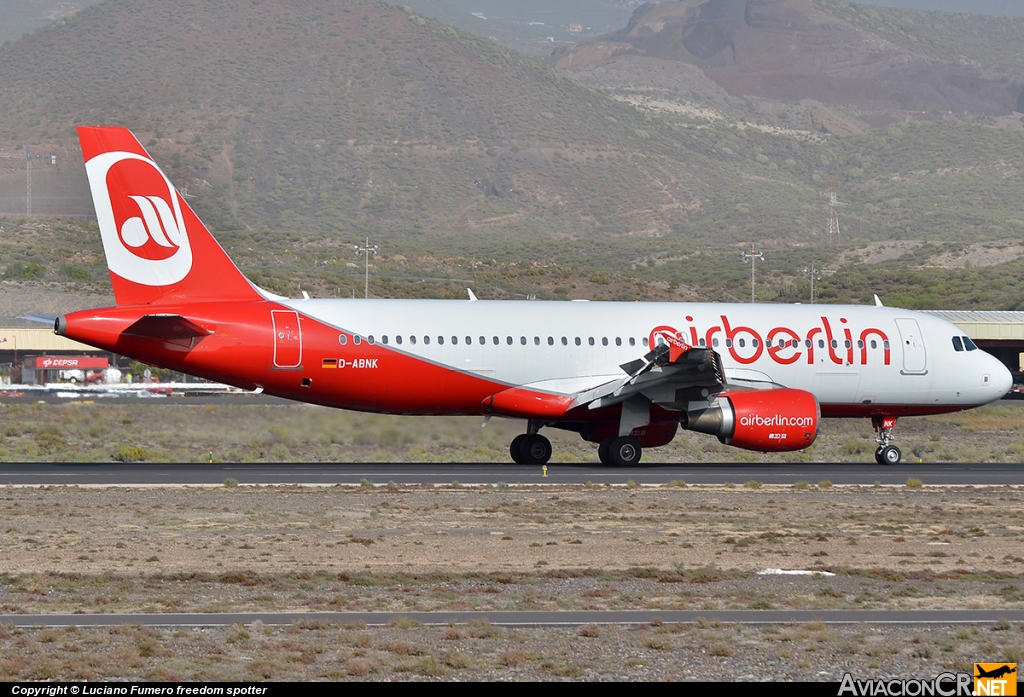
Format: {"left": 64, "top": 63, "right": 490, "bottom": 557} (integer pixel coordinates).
{"left": 739, "top": 414, "right": 815, "bottom": 428}
{"left": 84, "top": 150, "right": 193, "bottom": 286}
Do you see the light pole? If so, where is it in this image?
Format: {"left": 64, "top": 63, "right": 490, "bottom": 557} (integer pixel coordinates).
{"left": 741, "top": 250, "right": 764, "bottom": 303}
{"left": 354, "top": 237, "right": 378, "bottom": 299}
{"left": 804, "top": 262, "right": 821, "bottom": 304}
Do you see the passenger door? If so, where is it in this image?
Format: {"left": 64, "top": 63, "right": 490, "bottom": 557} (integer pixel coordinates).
{"left": 895, "top": 318, "right": 927, "bottom": 374}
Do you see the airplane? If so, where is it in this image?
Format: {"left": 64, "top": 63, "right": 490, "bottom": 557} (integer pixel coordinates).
{"left": 54, "top": 126, "right": 1013, "bottom": 466}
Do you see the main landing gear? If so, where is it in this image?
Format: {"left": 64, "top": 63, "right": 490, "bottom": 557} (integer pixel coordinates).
{"left": 872, "top": 415, "right": 901, "bottom": 465}
{"left": 510, "top": 433, "right": 552, "bottom": 465}
{"left": 598, "top": 436, "right": 643, "bottom": 467}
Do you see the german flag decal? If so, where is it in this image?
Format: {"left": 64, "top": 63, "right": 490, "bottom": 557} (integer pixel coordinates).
{"left": 322, "top": 358, "right": 338, "bottom": 369}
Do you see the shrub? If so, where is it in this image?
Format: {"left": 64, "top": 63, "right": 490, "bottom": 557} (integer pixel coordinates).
{"left": 113, "top": 445, "right": 149, "bottom": 462}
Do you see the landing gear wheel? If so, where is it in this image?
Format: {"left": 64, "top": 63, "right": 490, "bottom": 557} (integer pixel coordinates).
{"left": 874, "top": 446, "right": 885, "bottom": 465}
{"left": 509, "top": 434, "right": 528, "bottom": 464}
{"left": 598, "top": 439, "right": 612, "bottom": 466}
{"left": 880, "top": 445, "right": 901, "bottom": 466}
{"left": 608, "top": 436, "right": 642, "bottom": 467}
{"left": 519, "top": 434, "right": 552, "bottom": 465}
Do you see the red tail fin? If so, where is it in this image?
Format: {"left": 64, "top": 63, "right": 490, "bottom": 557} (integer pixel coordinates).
{"left": 78, "top": 126, "right": 260, "bottom": 306}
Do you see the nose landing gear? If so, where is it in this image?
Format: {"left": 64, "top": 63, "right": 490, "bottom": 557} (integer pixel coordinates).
{"left": 873, "top": 416, "right": 901, "bottom": 465}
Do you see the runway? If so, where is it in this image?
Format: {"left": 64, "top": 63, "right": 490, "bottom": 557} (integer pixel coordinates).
{"left": 1, "top": 461, "right": 1022, "bottom": 486}
{"left": 4, "top": 610, "right": 1024, "bottom": 628}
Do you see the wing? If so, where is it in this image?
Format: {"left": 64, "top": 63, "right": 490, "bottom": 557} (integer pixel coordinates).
{"left": 571, "top": 341, "right": 727, "bottom": 413}
{"left": 482, "top": 339, "right": 730, "bottom": 420}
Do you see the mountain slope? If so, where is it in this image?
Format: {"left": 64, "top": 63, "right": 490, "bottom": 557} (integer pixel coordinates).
{"left": 0, "top": 0, "right": 717, "bottom": 237}
{"left": 551, "top": 0, "right": 1024, "bottom": 116}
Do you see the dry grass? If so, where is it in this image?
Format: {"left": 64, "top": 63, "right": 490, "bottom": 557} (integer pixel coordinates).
{"left": 2, "top": 401, "right": 1024, "bottom": 463}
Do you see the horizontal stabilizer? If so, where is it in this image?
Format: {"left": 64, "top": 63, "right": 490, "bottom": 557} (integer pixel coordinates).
{"left": 122, "top": 314, "right": 212, "bottom": 348}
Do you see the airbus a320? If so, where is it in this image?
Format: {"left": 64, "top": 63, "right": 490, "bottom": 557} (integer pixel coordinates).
{"left": 54, "top": 127, "right": 1013, "bottom": 466}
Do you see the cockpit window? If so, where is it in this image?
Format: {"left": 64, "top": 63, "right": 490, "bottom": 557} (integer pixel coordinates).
{"left": 963, "top": 336, "right": 978, "bottom": 351}
{"left": 952, "top": 336, "right": 964, "bottom": 352}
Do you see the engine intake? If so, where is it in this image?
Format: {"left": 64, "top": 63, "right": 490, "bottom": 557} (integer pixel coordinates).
{"left": 681, "top": 388, "right": 819, "bottom": 452}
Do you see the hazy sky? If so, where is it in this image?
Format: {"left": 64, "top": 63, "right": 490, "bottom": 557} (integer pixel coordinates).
{"left": 851, "top": 0, "right": 1024, "bottom": 17}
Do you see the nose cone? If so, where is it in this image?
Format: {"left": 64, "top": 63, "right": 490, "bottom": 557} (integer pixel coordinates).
{"left": 990, "top": 354, "right": 1013, "bottom": 399}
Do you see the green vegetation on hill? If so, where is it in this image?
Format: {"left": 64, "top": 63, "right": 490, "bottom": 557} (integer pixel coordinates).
{"left": 817, "top": 0, "right": 1024, "bottom": 71}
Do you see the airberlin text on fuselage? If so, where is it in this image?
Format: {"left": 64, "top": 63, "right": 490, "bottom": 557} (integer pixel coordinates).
{"left": 680, "top": 314, "right": 891, "bottom": 367}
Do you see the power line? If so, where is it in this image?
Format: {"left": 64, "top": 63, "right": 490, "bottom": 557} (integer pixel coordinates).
{"left": 353, "top": 237, "right": 378, "bottom": 299}
{"left": 741, "top": 250, "right": 764, "bottom": 303}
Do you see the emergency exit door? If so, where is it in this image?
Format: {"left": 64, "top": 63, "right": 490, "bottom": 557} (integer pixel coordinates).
{"left": 272, "top": 310, "right": 302, "bottom": 368}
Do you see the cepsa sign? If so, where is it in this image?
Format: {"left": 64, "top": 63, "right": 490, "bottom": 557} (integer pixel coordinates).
{"left": 33, "top": 356, "right": 110, "bottom": 370}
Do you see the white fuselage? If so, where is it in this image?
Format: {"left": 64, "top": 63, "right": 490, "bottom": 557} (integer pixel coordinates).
{"left": 282, "top": 299, "right": 1012, "bottom": 414}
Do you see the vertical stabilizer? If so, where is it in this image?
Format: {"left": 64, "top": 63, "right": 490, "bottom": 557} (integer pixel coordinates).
{"left": 78, "top": 126, "right": 260, "bottom": 306}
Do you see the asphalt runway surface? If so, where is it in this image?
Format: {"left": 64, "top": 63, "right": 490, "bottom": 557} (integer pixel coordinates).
{"left": 1, "top": 461, "right": 1023, "bottom": 486}
{"left": 4, "top": 610, "right": 1024, "bottom": 628}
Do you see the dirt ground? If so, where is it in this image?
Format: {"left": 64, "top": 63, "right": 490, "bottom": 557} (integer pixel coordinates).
{"left": 1, "top": 483, "right": 1022, "bottom": 680}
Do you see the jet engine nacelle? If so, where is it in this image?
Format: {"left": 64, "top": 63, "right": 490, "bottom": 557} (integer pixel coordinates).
{"left": 681, "top": 388, "right": 819, "bottom": 452}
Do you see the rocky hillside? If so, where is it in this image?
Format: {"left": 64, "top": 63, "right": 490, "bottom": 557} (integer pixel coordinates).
{"left": 551, "top": 0, "right": 1024, "bottom": 119}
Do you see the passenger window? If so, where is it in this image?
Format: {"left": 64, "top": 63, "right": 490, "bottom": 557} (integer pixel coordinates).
{"left": 883, "top": 341, "right": 890, "bottom": 349}
{"left": 424, "top": 336, "right": 430, "bottom": 345}
{"left": 725, "top": 339, "right": 733, "bottom": 348}
{"left": 437, "top": 336, "right": 444, "bottom": 345}
{"left": 410, "top": 335, "right": 416, "bottom": 345}
{"left": 830, "top": 340, "right": 838, "bottom": 349}
{"left": 354, "top": 336, "right": 362, "bottom": 345}
{"left": 629, "top": 338, "right": 636, "bottom": 346}
{"left": 368, "top": 335, "right": 375, "bottom": 345}
{"left": 870, "top": 340, "right": 877, "bottom": 349}
{"left": 479, "top": 336, "right": 485, "bottom": 345}
{"left": 712, "top": 338, "right": 720, "bottom": 348}
{"left": 493, "top": 336, "right": 499, "bottom": 345}
{"left": 534, "top": 337, "right": 540, "bottom": 345}
{"left": 561, "top": 337, "right": 568, "bottom": 346}
{"left": 818, "top": 339, "right": 824, "bottom": 349}
{"left": 844, "top": 340, "right": 851, "bottom": 349}
{"left": 857, "top": 340, "right": 864, "bottom": 349}
{"left": 963, "top": 336, "right": 978, "bottom": 351}
{"left": 396, "top": 336, "right": 403, "bottom": 345}
{"left": 738, "top": 338, "right": 745, "bottom": 348}
{"left": 642, "top": 337, "right": 649, "bottom": 347}
{"left": 466, "top": 336, "right": 472, "bottom": 345}
{"left": 520, "top": 336, "right": 527, "bottom": 345}
{"left": 588, "top": 337, "right": 595, "bottom": 346}
{"left": 575, "top": 337, "right": 581, "bottom": 346}
{"left": 339, "top": 334, "right": 348, "bottom": 345}
{"left": 805, "top": 339, "right": 811, "bottom": 348}
{"left": 602, "top": 337, "right": 608, "bottom": 346}
{"left": 506, "top": 336, "right": 513, "bottom": 345}
{"left": 699, "top": 338, "right": 705, "bottom": 347}
{"left": 547, "top": 337, "right": 554, "bottom": 346}
{"left": 765, "top": 339, "right": 772, "bottom": 348}
{"left": 452, "top": 336, "right": 458, "bottom": 345}
{"left": 382, "top": 336, "right": 389, "bottom": 345}
{"left": 615, "top": 337, "right": 622, "bottom": 346}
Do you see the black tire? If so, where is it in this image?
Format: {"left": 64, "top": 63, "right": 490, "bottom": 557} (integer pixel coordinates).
{"left": 608, "top": 436, "right": 642, "bottom": 467}
{"left": 874, "top": 446, "right": 885, "bottom": 465}
{"left": 520, "top": 434, "right": 552, "bottom": 465}
{"left": 598, "top": 439, "right": 612, "bottom": 466}
{"left": 880, "top": 445, "right": 901, "bottom": 466}
{"left": 509, "top": 434, "right": 528, "bottom": 464}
